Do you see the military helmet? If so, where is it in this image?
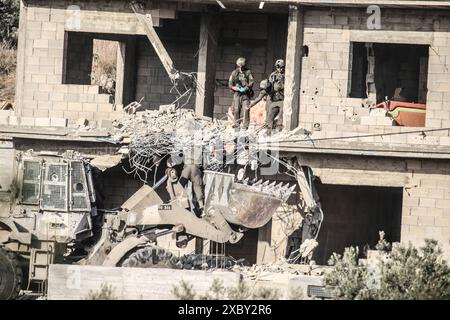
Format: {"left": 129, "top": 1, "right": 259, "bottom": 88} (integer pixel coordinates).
{"left": 275, "top": 59, "right": 285, "bottom": 68}
{"left": 259, "top": 79, "right": 269, "bottom": 90}
{"left": 236, "top": 57, "right": 246, "bottom": 67}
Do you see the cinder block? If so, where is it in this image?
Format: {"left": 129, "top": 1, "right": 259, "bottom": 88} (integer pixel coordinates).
{"left": 31, "top": 74, "right": 46, "bottom": 83}
{"left": 0, "top": 110, "right": 11, "bottom": 118}
{"left": 360, "top": 116, "right": 377, "bottom": 126}
{"left": 63, "top": 111, "right": 79, "bottom": 120}
{"left": 418, "top": 216, "right": 435, "bottom": 226}
{"left": 33, "top": 39, "right": 49, "bottom": 49}
{"left": 376, "top": 116, "right": 394, "bottom": 126}
{"left": 20, "top": 117, "right": 35, "bottom": 126}
{"left": 436, "top": 199, "right": 450, "bottom": 209}
{"left": 419, "top": 198, "right": 436, "bottom": 208}
{"left": 8, "top": 116, "right": 20, "bottom": 126}
{"left": 35, "top": 117, "right": 51, "bottom": 127}
{"left": 83, "top": 103, "right": 98, "bottom": 112}
{"left": 319, "top": 15, "right": 334, "bottom": 25}
{"left": 0, "top": 117, "right": 9, "bottom": 125}
{"left": 86, "top": 86, "right": 100, "bottom": 94}
{"left": 34, "top": 109, "right": 49, "bottom": 117}
{"left": 41, "top": 31, "right": 56, "bottom": 40}
{"left": 98, "top": 103, "right": 114, "bottom": 113}
{"left": 369, "top": 108, "right": 387, "bottom": 117}
{"left": 50, "top": 117, "right": 68, "bottom": 127}
{"left": 99, "top": 119, "right": 114, "bottom": 129}
{"left": 435, "top": 217, "right": 450, "bottom": 227}
{"left": 68, "top": 102, "right": 83, "bottom": 111}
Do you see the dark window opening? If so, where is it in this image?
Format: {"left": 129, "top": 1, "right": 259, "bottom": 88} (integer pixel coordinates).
{"left": 349, "top": 42, "right": 429, "bottom": 127}
{"left": 313, "top": 184, "right": 403, "bottom": 265}
{"left": 349, "top": 42, "right": 429, "bottom": 104}
{"left": 63, "top": 32, "right": 137, "bottom": 106}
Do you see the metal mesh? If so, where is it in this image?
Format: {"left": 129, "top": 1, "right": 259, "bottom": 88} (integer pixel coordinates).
{"left": 70, "top": 161, "right": 90, "bottom": 211}
{"left": 307, "top": 285, "right": 332, "bottom": 299}
{"left": 41, "top": 163, "right": 68, "bottom": 211}
{"left": 22, "top": 160, "right": 41, "bottom": 204}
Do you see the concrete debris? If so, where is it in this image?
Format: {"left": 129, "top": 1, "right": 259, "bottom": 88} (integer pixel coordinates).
{"left": 90, "top": 154, "right": 123, "bottom": 171}
{"left": 233, "top": 257, "right": 330, "bottom": 279}
{"left": 110, "top": 105, "right": 309, "bottom": 181}
{"left": 76, "top": 118, "right": 89, "bottom": 127}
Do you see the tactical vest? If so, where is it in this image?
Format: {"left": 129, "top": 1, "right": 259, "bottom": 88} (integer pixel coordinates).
{"left": 269, "top": 71, "right": 284, "bottom": 102}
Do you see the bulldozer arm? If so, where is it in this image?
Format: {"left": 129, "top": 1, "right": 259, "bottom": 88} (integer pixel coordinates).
{"left": 121, "top": 185, "right": 244, "bottom": 244}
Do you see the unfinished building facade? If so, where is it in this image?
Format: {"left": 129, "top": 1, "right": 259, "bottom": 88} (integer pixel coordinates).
{"left": 1, "top": 0, "right": 450, "bottom": 265}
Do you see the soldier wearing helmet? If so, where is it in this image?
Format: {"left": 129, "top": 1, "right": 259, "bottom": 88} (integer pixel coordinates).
{"left": 248, "top": 59, "right": 285, "bottom": 131}
{"left": 228, "top": 57, "right": 255, "bottom": 130}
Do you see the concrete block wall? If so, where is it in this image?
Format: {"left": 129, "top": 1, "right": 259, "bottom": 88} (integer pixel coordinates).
{"left": 135, "top": 38, "right": 198, "bottom": 110}
{"left": 299, "top": 8, "right": 450, "bottom": 141}
{"left": 18, "top": 0, "right": 202, "bottom": 126}
{"left": 212, "top": 13, "right": 285, "bottom": 119}
{"left": 213, "top": 44, "right": 268, "bottom": 119}
{"left": 296, "top": 154, "right": 450, "bottom": 262}
{"left": 18, "top": 0, "right": 139, "bottom": 125}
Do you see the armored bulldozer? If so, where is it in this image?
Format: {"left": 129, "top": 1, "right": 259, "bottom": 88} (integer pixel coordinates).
{"left": 0, "top": 150, "right": 313, "bottom": 299}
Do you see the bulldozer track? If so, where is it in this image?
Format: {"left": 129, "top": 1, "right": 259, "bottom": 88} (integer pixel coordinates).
{"left": 119, "top": 245, "right": 243, "bottom": 270}
{"left": 0, "top": 247, "right": 23, "bottom": 300}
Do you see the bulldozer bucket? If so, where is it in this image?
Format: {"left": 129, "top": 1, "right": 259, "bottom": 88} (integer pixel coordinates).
{"left": 204, "top": 171, "right": 295, "bottom": 229}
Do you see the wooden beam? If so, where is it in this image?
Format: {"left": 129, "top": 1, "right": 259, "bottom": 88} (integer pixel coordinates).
{"left": 282, "top": 5, "right": 304, "bottom": 130}
{"left": 195, "top": 11, "right": 220, "bottom": 118}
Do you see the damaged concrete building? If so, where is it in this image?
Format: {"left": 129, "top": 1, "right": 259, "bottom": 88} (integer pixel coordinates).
{"left": 1, "top": 0, "right": 450, "bottom": 273}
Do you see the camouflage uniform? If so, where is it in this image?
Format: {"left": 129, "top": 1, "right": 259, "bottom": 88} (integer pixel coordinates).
{"left": 265, "top": 70, "right": 284, "bottom": 129}
{"left": 228, "top": 68, "right": 254, "bottom": 129}
{"left": 249, "top": 70, "right": 285, "bottom": 129}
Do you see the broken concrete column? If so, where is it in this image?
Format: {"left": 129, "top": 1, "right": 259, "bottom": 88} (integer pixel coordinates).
{"left": 195, "top": 10, "right": 219, "bottom": 118}
{"left": 283, "top": 5, "right": 304, "bottom": 130}
{"left": 115, "top": 38, "right": 136, "bottom": 109}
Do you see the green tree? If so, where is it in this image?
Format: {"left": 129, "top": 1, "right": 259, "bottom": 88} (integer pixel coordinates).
{"left": 0, "top": 0, "right": 20, "bottom": 46}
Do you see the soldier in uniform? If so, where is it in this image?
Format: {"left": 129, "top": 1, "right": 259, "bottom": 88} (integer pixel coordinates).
{"left": 228, "top": 57, "right": 254, "bottom": 130}
{"left": 249, "top": 59, "right": 285, "bottom": 131}
{"left": 177, "top": 119, "right": 205, "bottom": 215}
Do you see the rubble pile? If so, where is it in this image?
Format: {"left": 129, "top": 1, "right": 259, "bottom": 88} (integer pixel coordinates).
{"left": 232, "top": 258, "right": 330, "bottom": 279}
{"left": 110, "top": 105, "right": 309, "bottom": 180}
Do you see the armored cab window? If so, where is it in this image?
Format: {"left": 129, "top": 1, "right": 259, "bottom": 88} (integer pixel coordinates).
{"left": 40, "top": 163, "right": 68, "bottom": 211}
{"left": 69, "top": 161, "right": 91, "bottom": 211}
{"left": 21, "top": 160, "right": 42, "bottom": 204}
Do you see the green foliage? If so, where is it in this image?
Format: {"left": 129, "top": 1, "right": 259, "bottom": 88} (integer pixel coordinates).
{"left": 227, "top": 281, "right": 253, "bottom": 300}
{"left": 0, "top": 41, "right": 16, "bottom": 101}
{"left": 377, "top": 239, "right": 450, "bottom": 300}
{"left": 172, "top": 279, "right": 284, "bottom": 300}
{"left": 251, "top": 286, "right": 280, "bottom": 300}
{"left": 375, "top": 231, "right": 391, "bottom": 252}
{"left": 288, "top": 287, "right": 304, "bottom": 300}
{"left": 324, "top": 238, "right": 450, "bottom": 300}
{"left": 199, "top": 279, "right": 227, "bottom": 300}
{"left": 324, "top": 247, "right": 372, "bottom": 300}
{"left": 0, "top": 0, "right": 20, "bottom": 45}
{"left": 171, "top": 280, "right": 196, "bottom": 300}
{"left": 84, "top": 283, "right": 118, "bottom": 300}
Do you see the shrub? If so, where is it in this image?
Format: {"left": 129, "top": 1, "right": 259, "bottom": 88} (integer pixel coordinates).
{"left": 84, "top": 283, "right": 118, "bottom": 300}
{"left": 0, "top": 41, "right": 16, "bottom": 102}
{"left": 324, "top": 238, "right": 450, "bottom": 300}
{"left": 172, "top": 279, "right": 292, "bottom": 300}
